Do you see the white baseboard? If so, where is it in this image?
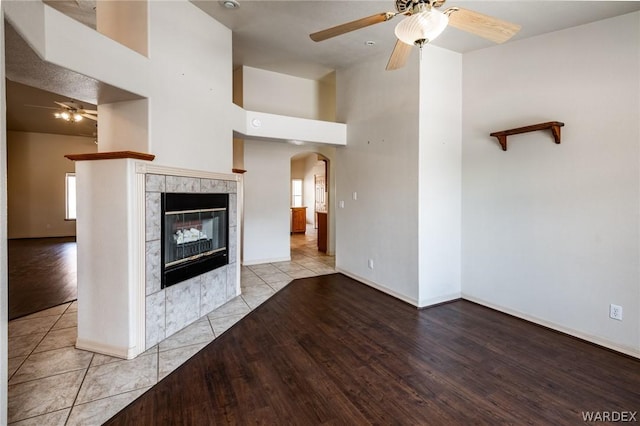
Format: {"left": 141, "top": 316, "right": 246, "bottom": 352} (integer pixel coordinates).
{"left": 462, "top": 293, "right": 640, "bottom": 359}
{"left": 326, "top": 273, "right": 639, "bottom": 359}
{"left": 336, "top": 268, "right": 419, "bottom": 307}
{"left": 242, "top": 256, "right": 291, "bottom": 266}
{"left": 76, "top": 338, "right": 140, "bottom": 360}
{"left": 418, "top": 292, "right": 462, "bottom": 308}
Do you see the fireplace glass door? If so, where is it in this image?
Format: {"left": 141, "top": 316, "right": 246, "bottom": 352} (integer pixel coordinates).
{"left": 161, "top": 192, "right": 229, "bottom": 289}
{"left": 165, "top": 208, "right": 227, "bottom": 268}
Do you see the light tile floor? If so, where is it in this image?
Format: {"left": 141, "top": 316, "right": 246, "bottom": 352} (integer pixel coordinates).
{"left": 7, "top": 228, "right": 334, "bottom": 425}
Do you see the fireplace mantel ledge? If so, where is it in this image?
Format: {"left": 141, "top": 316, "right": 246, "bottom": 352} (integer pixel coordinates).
{"left": 65, "top": 151, "right": 155, "bottom": 162}
{"left": 135, "top": 163, "right": 240, "bottom": 182}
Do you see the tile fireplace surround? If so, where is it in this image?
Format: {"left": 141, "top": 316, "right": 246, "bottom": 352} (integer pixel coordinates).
{"left": 68, "top": 154, "right": 242, "bottom": 361}
{"left": 144, "top": 172, "right": 239, "bottom": 350}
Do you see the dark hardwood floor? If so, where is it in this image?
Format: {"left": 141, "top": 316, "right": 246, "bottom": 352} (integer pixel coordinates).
{"left": 106, "top": 273, "right": 640, "bottom": 425}
{"left": 8, "top": 237, "right": 77, "bottom": 320}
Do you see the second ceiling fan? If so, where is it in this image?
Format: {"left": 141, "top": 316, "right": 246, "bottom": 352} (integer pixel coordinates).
{"left": 53, "top": 100, "right": 97, "bottom": 122}
{"left": 310, "top": 0, "right": 521, "bottom": 70}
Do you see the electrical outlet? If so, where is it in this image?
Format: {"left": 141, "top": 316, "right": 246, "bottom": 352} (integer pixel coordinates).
{"left": 367, "top": 259, "right": 374, "bottom": 269}
{"left": 353, "top": 192, "right": 358, "bottom": 201}
{"left": 609, "top": 304, "right": 623, "bottom": 321}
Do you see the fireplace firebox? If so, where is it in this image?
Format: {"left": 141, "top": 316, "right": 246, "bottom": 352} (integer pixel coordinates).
{"left": 161, "top": 193, "right": 229, "bottom": 289}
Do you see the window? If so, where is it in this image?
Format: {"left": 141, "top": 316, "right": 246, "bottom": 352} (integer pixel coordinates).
{"left": 65, "top": 173, "right": 77, "bottom": 220}
{"left": 291, "top": 179, "right": 303, "bottom": 207}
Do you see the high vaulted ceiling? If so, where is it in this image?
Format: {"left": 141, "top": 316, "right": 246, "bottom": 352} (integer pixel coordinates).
{"left": 5, "top": 1, "right": 640, "bottom": 137}
{"left": 194, "top": 0, "right": 640, "bottom": 79}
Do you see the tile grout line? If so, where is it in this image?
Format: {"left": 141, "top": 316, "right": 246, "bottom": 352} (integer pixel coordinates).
{"left": 8, "top": 362, "right": 94, "bottom": 389}
{"left": 5, "top": 363, "right": 89, "bottom": 425}
{"left": 67, "top": 352, "right": 162, "bottom": 417}
{"left": 63, "top": 352, "right": 95, "bottom": 426}
{"left": 156, "top": 344, "right": 160, "bottom": 392}
{"left": 8, "top": 407, "right": 70, "bottom": 426}
{"left": 7, "top": 302, "right": 79, "bottom": 424}
{"left": 7, "top": 302, "right": 74, "bottom": 382}
{"left": 206, "top": 314, "right": 217, "bottom": 339}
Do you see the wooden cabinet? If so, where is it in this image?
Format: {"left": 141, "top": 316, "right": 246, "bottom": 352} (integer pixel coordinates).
{"left": 291, "top": 207, "right": 307, "bottom": 234}
{"left": 317, "top": 211, "right": 327, "bottom": 253}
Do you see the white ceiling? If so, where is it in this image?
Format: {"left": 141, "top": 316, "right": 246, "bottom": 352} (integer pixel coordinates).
{"left": 5, "top": 1, "right": 640, "bottom": 137}
{"left": 193, "top": 0, "right": 640, "bottom": 79}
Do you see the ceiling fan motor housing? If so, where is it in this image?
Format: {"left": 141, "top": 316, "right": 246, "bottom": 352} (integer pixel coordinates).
{"left": 395, "top": 0, "right": 446, "bottom": 14}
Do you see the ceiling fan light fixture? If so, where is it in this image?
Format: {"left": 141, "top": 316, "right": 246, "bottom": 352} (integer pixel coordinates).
{"left": 54, "top": 110, "right": 84, "bottom": 123}
{"left": 394, "top": 8, "right": 449, "bottom": 47}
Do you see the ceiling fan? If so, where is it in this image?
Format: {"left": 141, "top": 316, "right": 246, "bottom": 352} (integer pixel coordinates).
{"left": 52, "top": 100, "right": 97, "bottom": 123}
{"left": 310, "top": 0, "right": 521, "bottom": 71}
{"left": 25, "top": 100, "right": 97, "bottom": 123}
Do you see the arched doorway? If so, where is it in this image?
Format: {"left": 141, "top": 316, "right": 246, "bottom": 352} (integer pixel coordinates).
{"left": 289, "top": 152, "right": 334, "bottom": 270}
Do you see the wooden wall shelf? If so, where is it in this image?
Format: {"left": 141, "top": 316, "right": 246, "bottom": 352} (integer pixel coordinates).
{"left": 490, "top": 121, "right": 564, "bottom": 151}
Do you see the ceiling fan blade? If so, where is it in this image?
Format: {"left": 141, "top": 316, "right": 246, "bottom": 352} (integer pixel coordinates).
{"left": 446, "top": 7, "right": 521, "bottom": 44}
{"left": 24, "top": 104, "right": 58, "bottom": 110}
{"left": 81, "top": 113, "right": 98, "bottom": 121}
{"left": 386, "top": 39, "right": 413, "bottom": 71}
{"left": 81, "top": 109, "right": 98, "bottom": 114}
{"left": 310, "top": 12, "right": 395, "bottom": 42}
{"left": 54, "top": 101, "right": 71, "bottom": 109}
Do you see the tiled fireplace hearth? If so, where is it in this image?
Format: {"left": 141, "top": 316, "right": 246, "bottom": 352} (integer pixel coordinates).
{"left": 144, "top": 173, "right": 239, "bottom": 350}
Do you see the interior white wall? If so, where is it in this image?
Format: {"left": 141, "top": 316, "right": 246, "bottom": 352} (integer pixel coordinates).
{"left": 147, "top": 0, "right": 232, "bottom": 171}
{"left": 243, "top": 110, "right": 346, "bottom": 146}
{"left": 7, "top": 131, "right": 96, "bottom": 238}
{"left": 96, "top": 0, "right": 148, "bottom": 56}
{"left": 318, "top": 72, "right": 336, "bottom": 122}
{"left": 418, "top": 46, "right": 462, "bottom": 307}
{"left": 1, "top": 9, "right": 8, "bottom": 424}
{"left": 461, "top": 12, "right": 640, "bottom": 356}
{"left": 243, "top": 141, "right": 292, "bottom": 263}
{"left": 318, "top": 71, "right": 336, "bottom": 121}
{"left": 4, "top": 1, "right": 150, "bottom": 99}
{"left": 98, "top": 99, "right": 148, "bottom": 153}
{"left": 242, "top": 66, "right": 328, "bottom": 121}
{"left": 76, "top": 159, "right": 139, "bottom": 356}
{"left": 291, "top": 156, "right": 306, "bottom": 181}
{"left": 233, "top": 67, "right": 243, "bottom": 107}
{"left": 243, "top": 140, "right": 336, "bottom": 264}
{"left": 335, "top": 50, "right": 421, "bottom": 304}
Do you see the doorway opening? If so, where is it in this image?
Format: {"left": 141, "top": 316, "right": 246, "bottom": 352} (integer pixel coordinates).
{"left": 289, "top": 152, "right": 334, "bottom": 269}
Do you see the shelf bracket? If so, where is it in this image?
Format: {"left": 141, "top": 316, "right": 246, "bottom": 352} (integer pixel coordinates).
{"left": 490, "top": 121, "right": 565, "bottom": 151}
